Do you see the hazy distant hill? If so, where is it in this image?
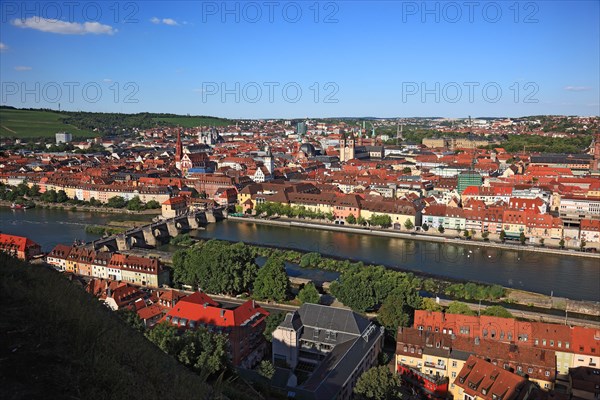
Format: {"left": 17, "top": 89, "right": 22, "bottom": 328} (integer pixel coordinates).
{"left": 0, "top": 254, "right": 214, "bottom": 400}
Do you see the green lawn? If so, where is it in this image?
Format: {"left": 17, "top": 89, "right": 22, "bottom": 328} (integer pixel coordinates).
{"left": 152, "top": 116, "right": 232, "bottom": 127}
{"left": 0, "top": 109, "right": 96, "bottom": 138}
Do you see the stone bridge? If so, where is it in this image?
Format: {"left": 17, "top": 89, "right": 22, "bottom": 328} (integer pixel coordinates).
{"left": 92, "top": 208, "right": 224, "bottom": 252}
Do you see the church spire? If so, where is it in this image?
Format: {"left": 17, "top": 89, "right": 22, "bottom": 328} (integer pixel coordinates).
{"left": 175, "top": 128, "right": 183, "bottom": 170}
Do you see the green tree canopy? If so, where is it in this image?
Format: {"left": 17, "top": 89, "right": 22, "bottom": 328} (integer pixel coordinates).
{"left": 171, "top": 240, "right": 258, "bottom": 295}
{"left": 404, "top": 219, "right": 414, "bottom": 230}
{"left": 107, "top": 195, "right": 126, "bottom": 208}
{"left": 346, "top": 214, "right": 357, "bottom": 224}
{"left": 481, "top": 305, "right": 513, "bottom": 318}
{"left": 56, "top": 190, "right": 68, "bottom": 203}
{"left": 117, "top": 307, "right": 145, "bottom": 333}
{"left": 264, "top": 312, "right": 285, "bottom": 342}
{"left": 330, "top": 265, "right": 422, "bottom": 312}
{"left": 420, "top": 297, "right": 443, "bottom": 312}
{"left": 297, "top": 282, "right": 320, "bottom": 304}
{"left": 177, "top": 328, "right": 230, "bottom": 377}
{"left": 446, "top": 301, "right": 476, "bottom": 316}
{"left": 253, "top": 256, "right": 290, "bottom": 302}
{"left": 354, "top": 366, "right": 403, "bottom": 400}
{"left": 126, "top": 195, "right": 145, "bottom": 211}
{"left": 378, "top": 286, "right": 422, "bottom": 332}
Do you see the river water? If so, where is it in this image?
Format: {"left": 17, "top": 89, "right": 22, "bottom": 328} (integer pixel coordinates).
{"left": 190, "top": 220, "right": 600, "bottom": 302}
{"left": 2, "top": 208, "right": 598, "bottom": 302}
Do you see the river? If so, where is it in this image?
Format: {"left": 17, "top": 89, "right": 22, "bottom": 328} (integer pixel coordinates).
{"left": 189, "top": 220, "right": 600, "bottom": 302}
{"left": 1, "top": 208, "right": 598, "bottom": 302}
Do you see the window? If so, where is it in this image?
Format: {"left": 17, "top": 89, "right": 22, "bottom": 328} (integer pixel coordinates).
{"left": 542, "top": 339, "right": 546, "bottom": 346}
{"left": 566, "top": 342, "right": 570, "bottom": 349}
{"left": 558, "top": 341, "right": 562, "bottom": 348}
{"left": 452, "top": 372, "right": 457, "bottom": 378}
{"left": 453, "top": 361, "right": 457, "bottom": 367}
{"left": 550, "top": 340, "right": 554, "bottom": 347}
{"left": 534, "top": 339, "right": 539, "bottom": 346}
{"left": 528, "top": 368, "right": 533, "bottom": 373}
{"left": 545, "top": 371, "right": 550, "bottom": 377}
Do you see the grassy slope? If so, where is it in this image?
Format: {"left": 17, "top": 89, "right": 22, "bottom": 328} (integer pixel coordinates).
{"left": 0, "top": 109, "right": 96, "bottom": 138}
{"left": 0, "top": 255, "right": 213, "bottom": 400}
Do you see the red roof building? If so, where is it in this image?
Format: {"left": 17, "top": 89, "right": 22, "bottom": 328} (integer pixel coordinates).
{"left": 160, "top": 292, "right": 269, "bottom": 367}
{"left": 0, "top": 233, "right": 42, "bottom": 261}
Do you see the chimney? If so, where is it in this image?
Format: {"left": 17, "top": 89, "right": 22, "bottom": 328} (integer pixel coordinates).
{"left": 252, "top": 300, "right": 255, "bottom": 308}
{"left": 220, "top": 309, "right": 225, "bottom": 318}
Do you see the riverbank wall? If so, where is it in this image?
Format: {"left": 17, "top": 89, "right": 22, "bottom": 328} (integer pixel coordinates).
{"left": 228, "top": 216, "right": 600, "bottom": 260}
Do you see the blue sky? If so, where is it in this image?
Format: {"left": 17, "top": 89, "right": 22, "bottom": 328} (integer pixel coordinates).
{"left": 1, "top": 1, "right": 598, "bottom": 118}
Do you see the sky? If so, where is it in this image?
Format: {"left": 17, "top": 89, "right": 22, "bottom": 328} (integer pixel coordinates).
{"left": 0, "top": 1, "right": 599, "bottom": 119}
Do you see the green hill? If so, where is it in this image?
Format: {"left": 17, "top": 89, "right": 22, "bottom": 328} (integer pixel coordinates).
{"left": 0, "top": 254, "right": 213, "bottom": 400}
{"left": 0, "top": 107, "right": 233, "bottom": 138}
{"left": 0, "top": 108, "right": 96, "bottom": 139}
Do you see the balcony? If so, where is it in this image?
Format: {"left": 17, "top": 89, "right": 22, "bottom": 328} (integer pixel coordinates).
{"left": 424, "top": 361, "right": 446, "bottom": 371}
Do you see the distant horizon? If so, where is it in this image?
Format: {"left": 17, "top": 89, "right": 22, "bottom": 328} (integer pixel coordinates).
{"left": 2, "top": 105, "right": 598, "bottom": 121}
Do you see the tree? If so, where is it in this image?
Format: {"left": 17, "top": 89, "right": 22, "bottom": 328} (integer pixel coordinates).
{"left": 402, "top": 167, "right": 412, "bottom": 174}
{"left": 346, "top": 214, "right": 357, "bottom": 225}
{"left": 264, "top": 312, "right": 285, "bottom": 342}
{"left": 41, "top": 189, "right": 58, "bottom": 203}
{"left": 145, "top": 321, "right": 181, "bottom": 355}
{"left": 177, "top": 328, "right": 229, "bottom": 376}
{"left": 559, "top": 238, "right": 565, "bottom": 249}
{"left": 56, "top": 190, "right": 68, "bottom": 203}
{"left": 297, "top": 282, "right": 320, "bottom": 304}
{"left": 253, "top": 256, "right": 289, "bottom": 302}
{"left": 117, "top": 307, "right": 145, "bottom": 333}
{"left": 369, "top": 214, "right": 392, "bottom": 228}
{"left": 357, "top": 216, "right": 367, "bottom": 226}
{"left": 171, "top": 240, "right": 258, "bottom": 295}
{"left": 420, "top": 297, "right": 443, "bottom": 312}
{"left": 28, "top": 184, "right": 40, "bottom": 197}
{"left": 127, "top": 195, "right": 145, "bottom": 211}
{"left": 539, "top": 238, "right": 545, "bottom": 247}
{"left": 446, "top": 301, "right": 476, "bottom": 316}
{"left": 421, "top": 222, "right": 429, "bottom": 232}
{"left": 482, "top": 231, "right": 490, "bottom": 241}
{"left": 325, "top": 212, "right": 335, "bottom": 221}
{"left": 499, "top": 230, "right": 506, "bottom": 242}
{"left": 258, "top": 360, "right": 275, "bottom": 379}
{"left": 404, "top": 219, "right": 414, "bottom": 230}
{"left": 354, "top": 366, "right": 403, "bottom": 400}
{"left": 519, "top": 231, "right": 527, "bottom": 245}
{"left": 378, "top": 287, "right": 422, "bottom": 331}
{"left": 146, "top": 200, "right": 160, "bottom": 209}
{"left": 300, "top": 252, "right": 321, "bottom": 268}
{"left": 580, "top": 239, "right": 586, "bottom": 251}
{"left": 107, "top": 195, "right": 126, "bottom": 208}
{"left": 438, "top": 225, "right": 445, "bottom": 234}
{"left": 481, "top": 305, "right": 513, "bottom": 318}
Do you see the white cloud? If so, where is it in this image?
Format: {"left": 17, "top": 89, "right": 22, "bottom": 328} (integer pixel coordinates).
{"left": 12, "top": 17, "right": 116, "bottom": 35}
{"left": 103, "top": 78, "right": 113, "bottom": 83}
{"left": 0, "top": 42, "right": 7, "bottom": 52}
{"left": 564, "top": 86, "right": 591, "bottom": 92}
{"left": 14, "top": 66, "right": 32, "bottom": 71}
{"left": 150, "top": 17, "right": 179, "bottom": 26}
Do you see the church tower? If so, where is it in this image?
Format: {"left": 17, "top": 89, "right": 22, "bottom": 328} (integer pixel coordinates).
{"left": 339, "top": 132, "right": 355, "bottom": 162}
{"left": 175, "top": 129, "right": 183, "bottom": 170}
{"left": 264, "top": 145, "right": 274, "bottom": 174}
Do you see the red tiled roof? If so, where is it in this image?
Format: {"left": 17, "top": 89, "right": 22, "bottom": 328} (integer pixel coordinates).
{"left": 0, "top": 233, "right": 40, "bottom": 253}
